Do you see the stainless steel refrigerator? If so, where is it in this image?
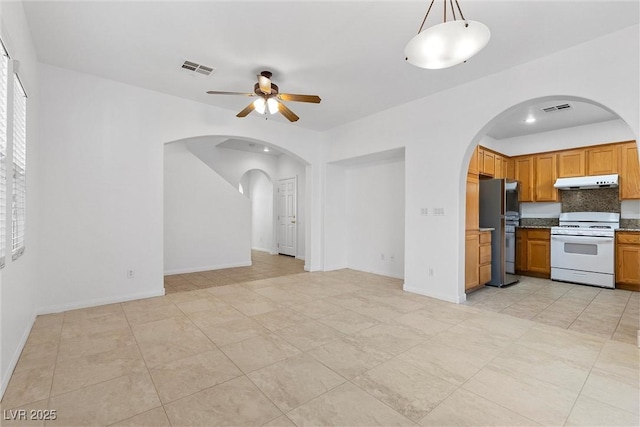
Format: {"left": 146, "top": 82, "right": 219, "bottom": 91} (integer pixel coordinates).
{"left": 479, "top": 179, "right": 520, "bottom": 287}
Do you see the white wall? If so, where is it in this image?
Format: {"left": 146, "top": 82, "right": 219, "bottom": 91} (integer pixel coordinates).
{"left": 187, "top": 139, "right": 308, "bottom": 259}
{"left": 0, "top": 1, "right": 41, "bottom": 398}
{"left": 36, "top": 62, "right": 324, "bottom": 318}
{"left": 248, "top": 170, "right": 273, "bottom": 253}
{"left": 164, "top": 142, "right": 251, "bottom": 274}
{"left": 346, "top": 158, "right": 405, "bottom": 279}
{"left": 324, "top": 25, "right": 639, "bottom": 303}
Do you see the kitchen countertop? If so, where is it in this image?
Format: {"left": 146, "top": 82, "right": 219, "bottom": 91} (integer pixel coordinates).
{"left": 478, "top": 227, "right": 495, "bottom": 232}
{"left": 516, "top": 226, "right": 640, "bottom": 231}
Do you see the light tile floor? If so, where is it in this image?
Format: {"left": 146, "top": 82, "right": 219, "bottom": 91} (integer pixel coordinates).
{"left": 164, "top": 251, "right": 305, "bottom": 294}
{"left": 1, "top": 268, "right": 638, "bottom": 426}
{"left": 465, "top": 275, "right": 639, "bottom": 344}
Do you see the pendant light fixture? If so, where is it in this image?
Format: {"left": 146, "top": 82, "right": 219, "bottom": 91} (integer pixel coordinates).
{"left": 405, "top": 0, "right": 490, "bottom": 70}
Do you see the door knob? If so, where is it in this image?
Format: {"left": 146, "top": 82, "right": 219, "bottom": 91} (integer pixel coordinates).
{"left": 291, "top": 221, "right": 296, "bottom": 223}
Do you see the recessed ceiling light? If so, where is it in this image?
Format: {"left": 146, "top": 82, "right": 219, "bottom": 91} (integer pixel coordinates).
{"left": 525, "top": 116, "right": 536, "bottom": 124}
{"left": 263, "top": 147, "right": 270, "bottom": 152}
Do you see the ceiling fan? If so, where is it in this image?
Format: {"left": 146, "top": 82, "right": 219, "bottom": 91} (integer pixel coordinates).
{"left": 206, "top": 71, "right": 321, "bottom": 122}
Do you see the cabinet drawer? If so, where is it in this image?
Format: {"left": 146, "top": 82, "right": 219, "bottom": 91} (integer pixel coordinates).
{"left": 479, "top": 264, "right": 492, "bottom": 285}
{"left": 527, "top": 230, "right": 550, "bottom": 240}
{"left": 618, "top": 233, "right": 640, "bottom": 245}
{"left": 479, "top": 244, "right": 492, "bottom": 265}
{"left": 479, "top": 232, "right": 492, "bottom": 244}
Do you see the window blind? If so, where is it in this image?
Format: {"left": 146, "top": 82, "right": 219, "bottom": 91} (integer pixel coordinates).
{"left": 0, "top": 43, "right": 8, "bottom": 267}
{"left": 12, "top": 74, "right": 26, "bottom": 260}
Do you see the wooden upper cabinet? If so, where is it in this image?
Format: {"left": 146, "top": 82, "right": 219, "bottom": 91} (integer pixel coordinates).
{"left": 557, "top": 149, "right": 586, "bottom": 178}
{"left": 506, "top": 158, "right": 515, "bottom": 180}
{"left": 535, "top": 153, "right": 559, "bottom": 202}
{"left": 514, "top": 156, "right": 534, "bottom": 202}
{"left": 619, "top": 142, "right": 640, "bottom": 200}
{"left": 466, "top": 174, "right": 480, "bottom": 230}
{"left": 482, "top": 151, "right": 495, "bottom": 177}
{"left": 468, "top": 145, "right": 480, "bottom": 175}
{"left": 494, "top": 154, "right": 504, "bottom": 179}
{"left": 587, "top": 145, "right": 618, "bottom": 175}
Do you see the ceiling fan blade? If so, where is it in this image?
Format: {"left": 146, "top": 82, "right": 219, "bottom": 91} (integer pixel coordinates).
{"left": 236, "top": 102, "right": 256, "bottom": 118}
{"left": 277, "top": 102, "right": 299, "bottom": 122}
{"left": 206, "top": 90, "right": 255, "bottom": 96}
{"left": 257, "top": 75, "right": 272, "bottom": 94}
{"left": 278, "top": 93, "right": 321, "bottom": 104}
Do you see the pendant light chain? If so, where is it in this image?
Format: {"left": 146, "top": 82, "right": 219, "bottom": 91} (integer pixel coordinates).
{"left": 454, "top": 0, "right": 466, "bottom": 20}
{"left": 417, "top": 0, "right": 436, "bottom": 34}
{"left": 417, "top": 0, "right": 468, "bottom": 34}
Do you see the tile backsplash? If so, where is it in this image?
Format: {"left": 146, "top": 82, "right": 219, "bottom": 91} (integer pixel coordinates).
{"left": 560, "top": 188, "right": 620, "bottom": 213}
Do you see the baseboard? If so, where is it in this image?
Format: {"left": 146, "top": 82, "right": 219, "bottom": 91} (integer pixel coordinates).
{"left": 35, "top": 288, "right": 166, "bottom": 315}
{"left": 251, "top": 247, "right": 271, "bottom": 253}
{"left": 323, "top": 264, "right": 348, "bottom": 272}
{"left": 403, "top": 284, "right": 466, "bottom": 304}
{"left": 164, "top": 261, "right": 252, "bottom": 276}
{"left": 0, "top": 312, "right": 36, "bottom": 400}
{"left": 344, "top": 266, "right": 404, "bottom": 280}
{"left": 295, "top": 255, "right": 305, "bottom": 261}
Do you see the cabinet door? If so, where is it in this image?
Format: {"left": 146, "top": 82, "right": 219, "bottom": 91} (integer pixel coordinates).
{"left": 557, "top": 149, "right": 586, "bottom": 178}
{"left": 466, "top": 174, "right": 479, "bottom": 230}
{"left": 616, "top": 244, "right": 640, "bottom": 288}
{"left": 619, "top": 142, "right": 640, "bottom": 200}
{"left": 587, "top": 146, "right": 618, "bottom": 175}
{"left": 468, "top": 145, "right": 480, "bottom": 175}
{"left": 482, "top": 151, "right": 495, "bottom": 177}
{"left": 494, "top": 154, "right": 503, "bottom": 178}
{"left": 514, "top": 157, "right": 534, "bottom": 202}
{"left": 526, "top": 240, "right": 551, "bottom": 276}
{"left": 535, "top": 153, "right": 559, "bottom": 202}
{"left": 506, "top": 158, "right": 515, "bottom": 180}
{"left": 465, "top": 232, "right": 480, "bottom": 291}
{"left": 503, "top": 158, "right": 508, "bottom": 179}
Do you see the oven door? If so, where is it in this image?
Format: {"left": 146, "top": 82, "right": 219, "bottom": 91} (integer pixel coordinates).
{"left": 551, "top": 234, "right": 615, "bottom": 274}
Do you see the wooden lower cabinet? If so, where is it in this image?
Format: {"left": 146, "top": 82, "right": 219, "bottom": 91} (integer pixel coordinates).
{"left": 465, "top": 231, "right": 480, "bottom": 291}
{"left": 465, "top": 230, "right": 492, "bottom": 292}
{"left": 479, "top": 231, "right": 492, "bottom": 285}
{"left": 516, "top": 228, "right": 551, "bottom": 278}
{"left": 616, "top": 232, "right": 640, "bottom": 291}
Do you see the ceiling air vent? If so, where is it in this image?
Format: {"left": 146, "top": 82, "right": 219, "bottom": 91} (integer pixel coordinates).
{"left": 180, "top": 60, "right": 215, "bottom": 77}
{"left": 542, "top": 103, "right": 572, "bottom": 113}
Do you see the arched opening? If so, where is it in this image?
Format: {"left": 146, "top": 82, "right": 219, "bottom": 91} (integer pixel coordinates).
{"left": 238, "top": 169, "right": 274, "bottom": 254}
{"left": 162, "top": 134, "right": 310, "bottom": 292}
{"left": 460, "top": 95, "right": 638, "bottom": 317}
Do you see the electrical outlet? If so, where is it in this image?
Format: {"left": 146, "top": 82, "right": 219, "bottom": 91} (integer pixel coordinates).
{"left": 434, "top": 208, "right": 445, "bottom": 216}
{"left": 127, "top": 269, "right": 135, "bottom": 279}
{"left": 420, "top": 208, "right": 428, "bottom": 216}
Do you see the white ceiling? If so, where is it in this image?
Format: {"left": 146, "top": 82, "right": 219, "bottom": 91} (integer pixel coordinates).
{"left": 218, "top": 138, "right": 283, "bottom": 156}
{"left": 22, "top": 1, "right": 639, "bottom": 132}
{"left": 486, "top": 99, "right": 619, "bottom": 140}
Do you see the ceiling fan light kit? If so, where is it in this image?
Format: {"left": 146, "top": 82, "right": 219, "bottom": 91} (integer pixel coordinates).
{"left": 207, "top": 70, "right": 320, "bottom": 122}
{"left": 405, "top": 0, "right": 490, "bottom": 70}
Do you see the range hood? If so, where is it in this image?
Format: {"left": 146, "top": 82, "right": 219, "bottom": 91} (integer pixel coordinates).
{"left": 554, "top": 174, "right": 618, "bottom": 190}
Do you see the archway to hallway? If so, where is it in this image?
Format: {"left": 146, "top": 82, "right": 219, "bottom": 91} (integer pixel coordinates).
{"left": 460, "top": 95, "right": 637, "bottom": 337}
{"left": 162, "top": 135, "right": 310, "bottom": 293}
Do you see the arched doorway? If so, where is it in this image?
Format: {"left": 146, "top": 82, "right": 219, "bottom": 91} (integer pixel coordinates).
{"left": 461, "top": 95, "right": 637, "bottom": 305}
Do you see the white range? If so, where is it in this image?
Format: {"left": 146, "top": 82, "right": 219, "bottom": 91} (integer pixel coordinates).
{"left": 550, "top": 212, "right": 620, "bottom": 289}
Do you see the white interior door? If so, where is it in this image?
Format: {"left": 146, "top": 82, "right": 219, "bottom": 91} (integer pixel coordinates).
{"left": 277, "top": 177, "right": 297, "bottom": 256}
